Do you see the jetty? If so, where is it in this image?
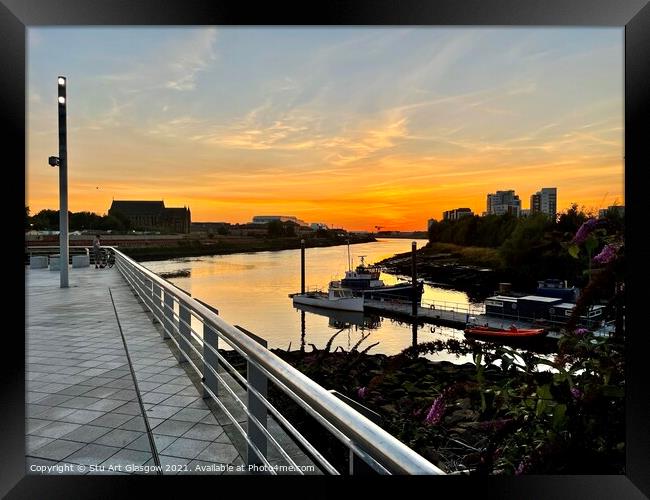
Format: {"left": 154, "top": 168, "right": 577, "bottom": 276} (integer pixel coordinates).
{"left": 363, "top": 297, "right": 612, "bottom": 338}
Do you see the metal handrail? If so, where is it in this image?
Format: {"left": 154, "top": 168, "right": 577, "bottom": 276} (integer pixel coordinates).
{"left": 110, "top": 247, "right": 444, "bottom": 475}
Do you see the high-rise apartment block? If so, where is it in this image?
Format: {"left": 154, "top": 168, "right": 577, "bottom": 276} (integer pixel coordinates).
{"left": 486, "top": 190, "right": 521, "bottom": 216}
{"left": 530, "top": 188, "right": 557, "bottom": 218}
{"left": 442, "top": 208, "right": 474, "bottom": 221}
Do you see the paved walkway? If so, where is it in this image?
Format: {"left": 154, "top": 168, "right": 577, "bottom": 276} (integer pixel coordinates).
{"left": 26, "top": 266, "right": 242, "bottom": 475}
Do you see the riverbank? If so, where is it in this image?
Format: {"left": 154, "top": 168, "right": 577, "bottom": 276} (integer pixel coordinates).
{"left": 120, "top": 234, "right": 376, "bottom": 262}
{"left": 377, "top": 242, "right": 504, "bottom": 301}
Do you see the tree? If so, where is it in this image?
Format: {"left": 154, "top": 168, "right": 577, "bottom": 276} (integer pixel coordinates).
{"left": 500, "top": 214, "right": 557, "bottom": 287}
{"left": 557, "top": 203, "right": 587, "bottom": 235}
{"left": 31, "top": 209, "right": 59, "bottom": 230}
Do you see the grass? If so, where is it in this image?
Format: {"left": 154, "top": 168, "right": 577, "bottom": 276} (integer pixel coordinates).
{"left": 423, "top": 242, "right": 502, "bottom": 269}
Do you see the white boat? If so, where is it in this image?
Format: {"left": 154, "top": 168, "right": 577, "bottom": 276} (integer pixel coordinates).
{"left": 291, "top": 284, "right": 364, "bottom": 312}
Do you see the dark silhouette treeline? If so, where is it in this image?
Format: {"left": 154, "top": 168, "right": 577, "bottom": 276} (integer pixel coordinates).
{"left": 427, "top": 204, "right": 624, "bottom": 288}
{"left": 26, "top": 207, "right": 131, "bottom": 232}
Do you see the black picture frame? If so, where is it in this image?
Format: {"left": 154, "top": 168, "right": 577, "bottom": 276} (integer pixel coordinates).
{"left": 4, "top": 1, "right": 649, "bottom": 498}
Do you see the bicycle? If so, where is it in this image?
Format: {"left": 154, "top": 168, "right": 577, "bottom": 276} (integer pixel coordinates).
{"left": 95, "top": 247, "right": 115, "bottom": 269}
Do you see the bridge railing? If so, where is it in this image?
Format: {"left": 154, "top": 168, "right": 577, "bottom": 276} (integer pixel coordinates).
{"left": 111, "top": 247, "right": 444, "bottom": 476}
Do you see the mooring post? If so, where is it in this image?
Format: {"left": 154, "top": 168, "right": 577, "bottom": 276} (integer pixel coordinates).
{"left": 300, "top": 239, "right": 306, "bottom": 294}
{"left": 411, "top": 241, "right": 417, "bottom": 318}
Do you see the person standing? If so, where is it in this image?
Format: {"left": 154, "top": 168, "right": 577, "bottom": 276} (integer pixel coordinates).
{"left": 93, "top": 234, "right": 102, "bottom": 269}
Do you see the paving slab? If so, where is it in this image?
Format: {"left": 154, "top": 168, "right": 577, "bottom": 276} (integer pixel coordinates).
{"left": 26, "top": 266, "right": 241, "bottom": 475}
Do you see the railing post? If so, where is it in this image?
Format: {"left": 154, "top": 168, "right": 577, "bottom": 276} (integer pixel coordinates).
{"left": 151, "top": 283, "right": 162, "bottom": 325}
{"left": 329, "top": 390, "right": 382, "bottom": 475}
{"left": 247, "top": 344, "right": 268, "bottom": 466}
{"left": 202, "top": 322, "right": 219, "bottom": 399}
{"left": 178, "top": 301, "right": 191, "bottom": 364}
{"left": 162, "top": 291, "right": 173, "bottom": 340}
{"left": 235, "top": 326, "right": 268, "bottom": 467}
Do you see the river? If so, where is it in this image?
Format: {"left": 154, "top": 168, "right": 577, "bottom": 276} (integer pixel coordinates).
{"left": 142, "top": 239, "right": 480, "bottom": 362}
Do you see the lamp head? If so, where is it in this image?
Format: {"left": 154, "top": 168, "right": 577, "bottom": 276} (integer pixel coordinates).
{"left": 48, "top": 156, "right": 60, "bottom": 167}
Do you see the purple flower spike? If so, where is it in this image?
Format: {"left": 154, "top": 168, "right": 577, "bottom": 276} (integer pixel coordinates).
{"left": 593, "top": 244, "right": 619, "bottom": 265}
{"left": 424, "top": 395, "right": 446, "bottom": 425}
{"left": 574, "top": 328, "right": 589, "bottom": 336}
{"left": 357, "top": 387, "right": 368, "bottom": 399}
{"left": 514, "top": 459, "right": 529, "bottom": 475}
{"left": 570, "top": 387, "right": 583, "bottom": 400}
{"left": 572, "top": 218, "right": 599, "bottom": 244}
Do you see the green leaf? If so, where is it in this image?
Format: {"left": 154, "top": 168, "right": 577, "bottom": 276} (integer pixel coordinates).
{"left": 585, "top": 235, "right": 599, "bottom": 254}
{"left": 536, "top": 384, "right": 552, "bottom": 400}
{"left": 568, "top": 244, "right": 580, "bottom": 259}
{"left": 552, "top": 404, "right": 567, "bottom": 430}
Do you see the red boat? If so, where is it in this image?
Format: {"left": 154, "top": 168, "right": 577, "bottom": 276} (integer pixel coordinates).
{"left": 464, "top": 324, "right": 547, "bottom": 340}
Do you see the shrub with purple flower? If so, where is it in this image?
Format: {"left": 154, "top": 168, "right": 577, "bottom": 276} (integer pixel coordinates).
{"left": 424, "top": 394, "right": 446, "bottom": 425}
{"left": 572, "top": 218, "right": 600, "bottom": 244}
{"left": 592, "top": 243, "right": 619, "bottom": 265}
{"left": 574, "top": 328, "right": 589, "bottom": 336}
{"left": 514, "top": 457, "right": 531, "bottom": 475}
{"left": 357, "top": 387, "right": 368, "bottom": 399}
{"left": 570, "top": 387, "right": 583, "bottom": 400}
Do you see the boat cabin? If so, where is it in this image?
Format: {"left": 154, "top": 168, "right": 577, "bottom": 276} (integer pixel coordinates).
{"left": 536, "top": 279, "right": 579, "bottom": 302}
{"left": 328, "top": 286, "right": 356, "bottom": 300}
{"left": 484, "top": 295, "right": 519, "bottom": 318}
{"left": 548, "top": 302, "right": 605, "bottom": 325}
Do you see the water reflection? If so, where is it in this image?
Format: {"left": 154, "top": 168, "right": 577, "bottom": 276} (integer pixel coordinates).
{"left": 142, "top": 238, "right": 476, "bottom": 362}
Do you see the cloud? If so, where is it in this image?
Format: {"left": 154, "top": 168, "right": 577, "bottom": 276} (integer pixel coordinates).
{"left": 97, "top": 28, "right": 218, "bottom": 94}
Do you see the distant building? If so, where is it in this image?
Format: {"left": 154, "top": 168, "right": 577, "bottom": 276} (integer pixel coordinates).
{"left": 427, "top": 218, "right": 436, "bottom": 231}
{"left": 251, "top": 215, "right": 308, "bottom": 226}
{"left": 530, "top": 193, "right": 541, "bottom": 214}
{"left": 109, "top": 200, "right": 191, "bottom": 233}
{"left": 529, "top": 187, "right": 557, "bottom": 218}
{"left": 191, "top": 222, "right": 230, "bottom": 233}
{"left": 599, "top": 205, "right": 625, "bottom": 218}
{"left": 520, "top": 209, "right": 531, "bottom": 217}
{"left": 442, "top": 208, "right": 473, "bottom": 221}
{"left": 486, "top": 190, "right": 521, "bottom": 216}
{"left": 540, "top": 188, "right": 557, "bottom": 217}
{"left": 310, "top": 222, "right": 329, "bottom": 231}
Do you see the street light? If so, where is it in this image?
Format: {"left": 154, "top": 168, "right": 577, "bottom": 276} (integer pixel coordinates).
{"left": 50, "top": 75, "right": 69, "bottom": 288}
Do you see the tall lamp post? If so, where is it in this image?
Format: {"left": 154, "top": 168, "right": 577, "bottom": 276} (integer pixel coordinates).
{"left": 49, "top": 76, "right": 69, "bottom": 288}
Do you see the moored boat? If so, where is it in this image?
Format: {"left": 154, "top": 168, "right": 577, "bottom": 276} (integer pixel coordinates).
{"left": 291, "top": 285, "right": 364, "bottom": 312}
{"left": 337, "top": 254, "right": 424, "bottom": 301}
{"left": 464, "top": 325, "right": 547, "bottom": 340}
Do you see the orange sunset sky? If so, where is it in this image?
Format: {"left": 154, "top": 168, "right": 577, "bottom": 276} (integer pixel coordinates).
{"left": 26, "top": 28, "right": 624, "bottom": 231}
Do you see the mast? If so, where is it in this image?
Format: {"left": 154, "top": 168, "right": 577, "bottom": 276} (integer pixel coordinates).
{"left": 347, "top": 239, "right": 351, "bottom": 271}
